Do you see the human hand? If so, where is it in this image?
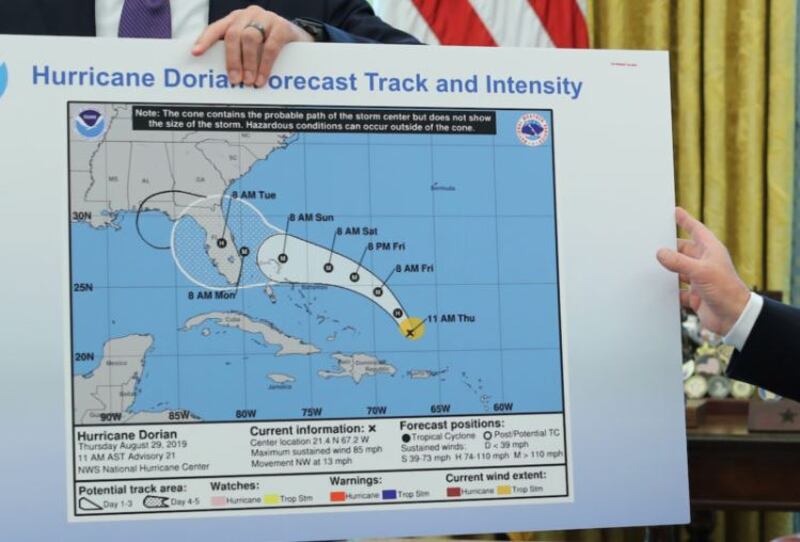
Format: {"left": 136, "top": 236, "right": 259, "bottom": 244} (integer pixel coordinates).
{"left": 656, "top": 207, "right": 751, "bottom": 335}
{"left": 192, "top": 6, "right": 313, "bottom": 87}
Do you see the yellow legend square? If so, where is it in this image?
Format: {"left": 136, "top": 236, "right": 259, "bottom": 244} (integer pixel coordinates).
{"left": 263, "top": 494, "right": 281, "bottom": 505}
{"left": 496, "top": 485, "right": 512, "bottom": 496}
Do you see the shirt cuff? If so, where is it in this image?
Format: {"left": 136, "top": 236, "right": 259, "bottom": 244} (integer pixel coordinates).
{"left": 722, "top": 292, "right": 764, "bottom": 351}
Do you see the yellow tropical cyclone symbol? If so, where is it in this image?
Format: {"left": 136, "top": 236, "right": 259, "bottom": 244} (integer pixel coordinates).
{"left": 399, "top": 317, "right": 426, "bottom": 341}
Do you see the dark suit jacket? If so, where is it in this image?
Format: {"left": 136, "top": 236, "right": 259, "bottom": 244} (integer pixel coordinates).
{"left": 0, "top": 0, "right": 419, "bottom": 44}
{"left": 727, "top": 297, "right": 800, "bottom": 403}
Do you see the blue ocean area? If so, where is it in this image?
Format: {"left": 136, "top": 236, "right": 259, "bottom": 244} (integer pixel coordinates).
{"left": 70, "top": 109, "right": 564, "bottom": 421}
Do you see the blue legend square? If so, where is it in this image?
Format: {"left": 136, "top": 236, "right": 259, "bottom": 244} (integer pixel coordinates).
{"left": 382, "top": 490, "right": 398, "bottom": 500}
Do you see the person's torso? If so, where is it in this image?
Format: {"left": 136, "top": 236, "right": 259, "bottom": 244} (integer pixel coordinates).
{"left": 0, "top": 0, "right": 332, "bottom": 37}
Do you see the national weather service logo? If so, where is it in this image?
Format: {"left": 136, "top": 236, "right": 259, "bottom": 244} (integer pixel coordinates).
{"left": 74, "top": 108, "right": 107, "bottom": 139}
{"left": 0, "top": 63, "right": 8, "bottom": 99}
{"left": 516, "top": 113, "right": 549, "bottom": 147}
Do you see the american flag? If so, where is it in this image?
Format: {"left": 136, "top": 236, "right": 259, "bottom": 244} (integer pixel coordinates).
{"left": 374, "top": 0, "right": 589, "bottom": 48}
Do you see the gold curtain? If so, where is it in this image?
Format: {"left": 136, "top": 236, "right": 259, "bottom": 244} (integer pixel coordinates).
{"left": 509, "top": 1, "right": 796, "bottom": 541}
{"left": 587, "top": 0, "right": 796, "bottom": 292}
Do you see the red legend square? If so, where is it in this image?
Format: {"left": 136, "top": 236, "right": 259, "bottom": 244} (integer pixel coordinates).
{"left": 330, "top": 491, "right": 347, "bottom": 502}
{"left": 446, "top": 487, "right": 462, "bottom": 498}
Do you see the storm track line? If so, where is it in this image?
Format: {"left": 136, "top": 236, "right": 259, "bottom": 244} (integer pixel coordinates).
{"left": 168, "top": 195, "right": 422, "bottom": 337}
{"left": 258, "top": 234, "right": 424, "bottom": 338}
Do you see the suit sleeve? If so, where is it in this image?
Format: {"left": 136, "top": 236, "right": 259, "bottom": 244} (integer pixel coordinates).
{"left": 726, "top": 297, "right": 800, "bottom": 403}
{"left": 321, "top": 0, "right": 421, "bottom": 44}
{"left": 0, "top": 4, "right": 48, "bottom": 35}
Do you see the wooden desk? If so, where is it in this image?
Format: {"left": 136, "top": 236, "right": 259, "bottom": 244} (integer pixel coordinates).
{"left": 680, "top": 404, "right": 800, "bottom": 541}
{"left": 688, "top": 414, "right": 800, "bottom": 509}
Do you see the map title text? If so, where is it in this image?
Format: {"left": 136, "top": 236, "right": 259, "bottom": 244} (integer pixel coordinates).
{"left": 31, "top": 65, "right": 585, "bottom": 100}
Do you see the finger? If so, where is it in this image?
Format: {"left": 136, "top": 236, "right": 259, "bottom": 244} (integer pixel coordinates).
{"left": 242, "top": 16, "right": 274, "bottom": 85}
{"left": 241, "top": 22, "right": 267, "bottom": 85}
{"left": 679, "top": 273, "right": 690, "bottom": 284}
{"left": 689, "top": 290, "right": 702, "bottom": 312}
{"left": 656, "top": 247, "right": 701, "bottom": 276}
{"left": 679, "top": 290, "right": 692, "bottom": 308}
{"left": 675, "top": 207, "right": 715, "bottom": 245}
{"left": 192, "top": 12, "right": 237, "bottom": 55}
{"left": 677, "top": 238, "right": 701, "bottom": 258}
{"left": 255, "top": 27, "right": 287, "bottom": 87}
{"left": 223, "top": 19, "right": 248, "bottom": 85}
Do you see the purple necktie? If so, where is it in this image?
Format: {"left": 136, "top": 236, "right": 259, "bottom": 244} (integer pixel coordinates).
{"left": 118, "top": 0, "right": 172, "bottom": 39}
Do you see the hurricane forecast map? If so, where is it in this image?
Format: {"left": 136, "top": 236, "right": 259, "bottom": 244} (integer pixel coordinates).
{"left": 68, "top": 102, "right": 569, "bottom": 518}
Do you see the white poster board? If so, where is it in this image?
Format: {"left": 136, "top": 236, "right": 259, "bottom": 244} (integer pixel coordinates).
{"left": 0, "top": 36, "right": 688, "bottom": 540}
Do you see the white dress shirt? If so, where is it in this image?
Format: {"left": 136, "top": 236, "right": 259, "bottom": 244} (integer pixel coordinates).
{"left": 722, "top": 292, "right": 764, "bottom": 351}
{"left": 96, "top": 0, "right": 210, "bottom": 39}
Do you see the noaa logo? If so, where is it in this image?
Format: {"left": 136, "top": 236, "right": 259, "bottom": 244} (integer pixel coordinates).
{"left": 516, "top": 113, "right": 549, "bottom": 147}
{"left": 0, "top": 63, "right": 8, "bottom": 99}
{"left": 74, "top": 108, "right": 107, "bottom": 139}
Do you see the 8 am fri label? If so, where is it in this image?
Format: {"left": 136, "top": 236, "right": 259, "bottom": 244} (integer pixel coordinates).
{"left": 71, "top": 414, "right": 569, "bottom": 518}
